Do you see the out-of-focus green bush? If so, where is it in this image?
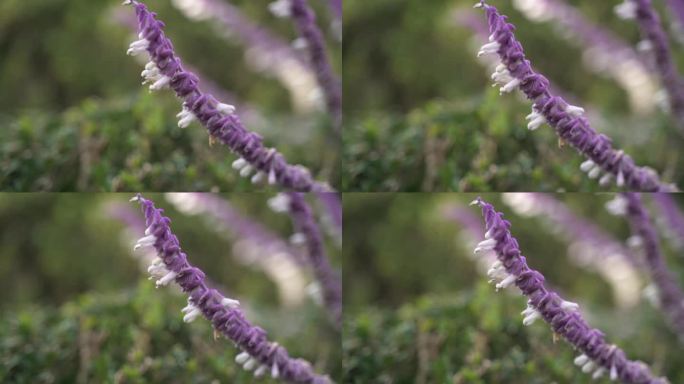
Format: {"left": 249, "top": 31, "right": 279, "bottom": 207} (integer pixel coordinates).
{"left": 0, "top": 280, "right": 339, "bottom": 383}
{"left": 344, "top": 285, "right": 680, "bottom": 384}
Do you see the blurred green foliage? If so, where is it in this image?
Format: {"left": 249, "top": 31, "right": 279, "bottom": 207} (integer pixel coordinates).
{"left": 343, "top": 0, "right": 684, "bottom": 191}
{"left": 0, "top": 280, "right": 339, "bottom": 383}
{"left": 0, "top": 193, "right": 340, "bottom": 381}
{"left": 0, "top": 0, "right": 340, "bottom": 191}
{"left": 343, "top": 193, "right": 684, "bottom": 381}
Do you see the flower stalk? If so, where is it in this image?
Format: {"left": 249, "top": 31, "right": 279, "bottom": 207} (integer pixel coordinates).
{"left": 475, "top": 1, "right": 674, "bottom": 191}
{"left": 471, "top": 197, "right": 668, "bottom": 383}
{"left": 123, "top": 0, "right": 331, "bottom": 192}
{"left": 130, "top": 194, "right": 331, "bottom": 383}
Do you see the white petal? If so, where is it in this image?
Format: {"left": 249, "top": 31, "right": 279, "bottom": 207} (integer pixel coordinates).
{"left": 606, "top": 196, "right": 627, "bottom": 216}
{"left": 243, "top": 357, "right": 257, "bottom": 371}
{"left": 592, "top": 367, "right": 605, "bottom": 379}
{"left": 271, "top": 363, "right": 280, "bottom": 378}
{"left": 617, "top": 171, "right": 625, "bottom": 187}
{"left": 239, "top": 164, "right": 253, "bottom": 178}
{"left": 251, "top": 171, "right": 266, "bottom": 184}
{"left": 268, "top": 168, "right": 277, "bottom": 185}
{"left": 599, "top": 173, "right": 613, "bottom": 186}
{"left": 269, "top": 0, "right": 292, "bottom": 18}
{"left": 474, "top": 238, "right": 497, "bottom": 253}
{"left": 522, "top": 310, "right": 541, "bottom": 326}
{"left": 149, "top": 75, "right": 171, "bottom": 91}
{"left": 561, "top": 300, "right": 579, "bottom": 311}
{"left": 610, "top": 364, "right": 618, "bottom": 380}
{"left": 566, "top": 105, "right": 585, "bottom": 116}
{"left": 574, "top": 354, "right": 589, "bottom": 366}
{"left": 496, "top": 274, "right": 517, "bottom": 290}
{"left": 232, "top": 158, "right": 247, "bottom": 170}
{"left": 221, "top": 298, "right": 240, "bottom": 308}
{"left": 588, "top": 167, "right": 601, "bottom": 179}
{"left": 183, "top": 307, "right": 202, "bottom": 323}
{"left": 156, "top": 271, "right": 177, "bottom": 287}
{"left": 254, "top": 365, "right": 268, "bottom": 377}
{"left": 235, "top": 352, "right": 250, "bottom": 364}
{"left": 217, "top": 103, "right": 236, "bottom": 114}
{"left": 580, "top": 160, "right": 595, "bottom": 172}
{"left": 477, "top": 41, "right": 500, "bottom": 57}
{"left": 527, "top": 115, "right": 546, "bottom": 131}
{"left": 268, "top": 194, "right": 291, "bottom": 213}
{"left": 615, "top": 1, "right": 637, "bottom": 19}
{"left": 290, "top": 232, "right": 307, "bottom": 245}
{"left": 500, "top": 78, "right": 521, "bottom": 94}
{"left": 178, "top": 111, "right": 196, "bottom": 128}
{"left": 582, "top": 361, "right": 596, "bottom": 374}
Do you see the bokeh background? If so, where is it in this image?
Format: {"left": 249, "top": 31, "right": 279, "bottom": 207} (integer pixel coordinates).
{"left": 343, "top": 0, "right": 684, "bottom": 191}
{"left": 0, "top": 0, "right": 341, "bottom": 191}
{"left": 0, "top": 193, "right": 341, "bottom": 382}
{"left": 343, "top": 193, "right": 684, "bottom": 383}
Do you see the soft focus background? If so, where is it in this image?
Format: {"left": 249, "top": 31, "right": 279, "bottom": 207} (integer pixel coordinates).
{"left": 0, "top": 0, "right": 341, "bottom": 191}
{"left": 0, "top": 193, "right": 340, "bottom": 382}
{"left": 343, "top": 193, "right": 684, "bottom": 382}
{"left": 343, "top": 0, "right": 684, "bottom": 191}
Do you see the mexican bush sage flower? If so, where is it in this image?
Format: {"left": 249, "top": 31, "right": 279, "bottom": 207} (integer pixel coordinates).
{"left": 130, "top": 194, "right": 331, "bottom": 383}
{"left": 615, "top": 0, "right": 684, "bottom": 129}
{"left": 474, "top": 1, "right": 674, "bottom": 191}
{"left": 269, "top": 193, "right": 342, "bottom": 328}
{"left": 611, "top": 193, "right": 684, "bottom": 339}
{"left": 270, "top": 0, "right": 342, "bottom": 132}
{"left": 123, "top": 0, "right": 330, "bottom": 192}
{"left": 471, "top": 197, "right": 668, "bottom": 383}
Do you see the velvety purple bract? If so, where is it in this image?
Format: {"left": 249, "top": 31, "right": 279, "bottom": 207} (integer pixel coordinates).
{"left": 125, "top": 1, "right": 330, "bottom": 192}
{"left": 472, "top": 197, "right": 668, "bottom": 384}
{"left": 133, "top": 194, "right": 331, "bottom": 383}
{"left": 476, "top": 1, "right": 673, "bottom": 192}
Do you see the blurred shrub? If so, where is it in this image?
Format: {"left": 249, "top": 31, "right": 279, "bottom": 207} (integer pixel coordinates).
{"left": 0, "top": 92, "right": 337, "bottom": 191}
{"left": 344, "top": 285, "right": 681, "bottom": 384}
{"left": 343, "top": 96, "right": 683, "bottom": 191}
{"left": 0, "top": 280, "right": 340, "bottom": 383}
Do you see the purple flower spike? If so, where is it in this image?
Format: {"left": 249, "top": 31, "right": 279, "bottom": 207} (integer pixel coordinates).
{"left": 616, "top": 193, "right": 684, "bottom": 339}
{"left": 130, "top": 194, "right": 331, "bottom": 383}
{"left": 270, "top": 0, "right": 342, "bottom": 132}
{"left": 652, "top": 193, "right": 684, "bottom": 250}
{"left": 269, "top": 193, "right": 342, "bottom": 328}
{"left": 123, "top": 1, "right": 331, "bottom": 192}
{"left": 471, "top": 197, "right": 669, "bottom": 384}
{"left": 475, "top": 1, "right": 674, "bottom": 192}
{"left": 616, "top": 0, "right": 684, "bottom": 128}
